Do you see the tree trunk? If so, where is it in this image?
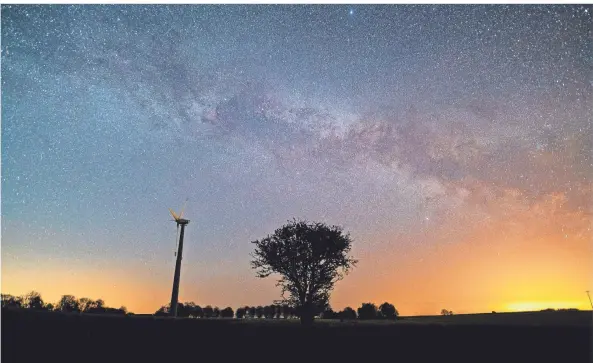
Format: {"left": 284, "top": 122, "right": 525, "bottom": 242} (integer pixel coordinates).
{"left": 299, "top": 302, "right": 314, "bottom": 326}
{"left": 299, "top": 311, "right": 314, "bottom": 326}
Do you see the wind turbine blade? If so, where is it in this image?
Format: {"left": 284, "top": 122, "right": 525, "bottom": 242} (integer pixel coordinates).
{"left": 169, "top": 208, "right": 179, "bottom": 221}
{"left": 179, "top": 198, "right": 188, "bottom": 219}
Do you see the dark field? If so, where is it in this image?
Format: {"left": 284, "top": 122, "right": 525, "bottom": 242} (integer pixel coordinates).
{"left": 3, "top": 308, "right": 591, "bottom": 363}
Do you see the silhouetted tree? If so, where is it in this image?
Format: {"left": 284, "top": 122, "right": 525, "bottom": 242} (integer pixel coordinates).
{"left": 339, "top": 306, "right": 357, "bottom": 320}
{"left": 320, "top": 307, "right": 337, "bottom": 319}
{"left": 174, "top": 303, "right": 188, "bottom": 317}
{"left": 247, "top": 306, "right": 256, "bottom": 318}
{"left": 274, "top": 304, "right": 282, "bottom": 319}
{"left": 263, "top": 305, "right": 274, "bottom": 319}
{"left": 79, "top": 298, "right": 98, "bottom": 313}
{"left": 220, "top": 307, "right": 234, "bottom": 318}
{"left": 87, "top": 299, "right": 109, "bottom": 314}
{"left": 180, "top": 302, "right": 195, "bottom": 318}
{"left": 255, "top": 306, "right": 264, "bottom": 318}
{"left": 379, "top": 302, "right": 398, "bottom": 320}
{"left": 1, "top": 294, "right": 23, "bottom": 309}
{"left": 192, "top": 305, "right": 204, "bottom": 318}
{"left": 251, "top": 219, "right": 357, "bottom": 326}
{"left": 45, "top": 303, "right": 55, "bottom": 311}
{"left": 282, "top": 304, "right": 292, "bottom": 319}
{"left": 213, "top": 307, "right": 220, "bottom": 318}
{"left": 236, "top": 307, "right": 246, "bottom": 318}
{"left": 357, "top": 303, "right": 378, "bottom": 320}
{"left": 441, "top": 309, "right": 454, "bottom": 316}
{"left": 155, "top": 304, "right": 170, "bottom": 316}
{"left": 23, "top": 291, "right": 44, "bottom": 310}
{"left": 203, "top": 305, "right": 214, "bottom": 318}
{"left": 57, "top": 295, "right": 80, "bottom": 313}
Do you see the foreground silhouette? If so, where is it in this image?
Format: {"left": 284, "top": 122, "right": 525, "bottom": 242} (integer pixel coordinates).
{"left": 251, "top": 219, "right": 357, "bottom": 326}
{"left": 2, "top": 308, "right": 590, "bottom": 363}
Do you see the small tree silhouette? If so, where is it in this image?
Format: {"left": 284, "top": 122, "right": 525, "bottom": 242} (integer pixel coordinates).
{"left": 340, "top": 307, "right": 357, "bottom": 320}
{"left": 212, "top": 307, "right": 220, "bottom": 318}
{"left": 255, "top": 306, "right": 264, "bottom": 318}
{"left": 79, "top": 298, "right": 97, "bottom": 313}
{"left": 175, "top": 303, "right": 190, "bottom": 318}
{"left": 220, "top": 307, "right": 234, "bottom": 318}
{"left": 274, "top": 304, "right": 282, "bottom": 319}
{"left": 320, "top": 307, "right": 336, "bottom": 319}
{"left": 263, "top": 305, "right": 274, "bottom": 319}
{"left": 247, "top": 306, "right": 256, "bottom": 318}
{"left": 282, "top": 304, "right": 291, "bottom": 319}
{"left": 441, "top": 309, "right": 454, "bottom": 316}
{"left": 154, "top": 304, "right": 170, "bottom": 316}
{"left": 236, "top": 307, "right": 246, "bottom": 318}
{"left": 1, "top": 294, "right": 23, "bottom": 309}
{"left": 57, "top": 295, "right": 80, "bottom": 313}
{"left": 379, "top": 302, "right": 398, "bottom": 320}
{"left": 23, "top": 291, "right": 44, "bottom": 310}
{"left": 357, "top": 303, "right": 378, "bottom": 320}
{"left": 192, "top": 305, "right": 204, "bottom": 318}
{"left": 202, "top": 305, "right": 214, "bottom": 318}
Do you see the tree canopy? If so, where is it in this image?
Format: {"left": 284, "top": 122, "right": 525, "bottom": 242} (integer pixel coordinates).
{"left": 379, "top": 302, "right": 398, "bottom": 320}
{"left": 23, "top": 291, "right": 44, "bottom": 310}
{"left": 57, "top": 295, "right": 80, "bottom": 313}
{"left": 251, "top": 219, "right": 357, "bottom": 325}
{"left": 357, "top": 303, "right": 379, "bottom": 320}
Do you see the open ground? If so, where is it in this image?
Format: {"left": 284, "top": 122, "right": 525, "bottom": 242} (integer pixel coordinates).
{"left": 3, "top": 308, "right": 590, "bottom": 363}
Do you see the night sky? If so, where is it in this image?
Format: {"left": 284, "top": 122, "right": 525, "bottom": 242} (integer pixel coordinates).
{"left": 2, "top": 5, "right": 592, "bottom": 314}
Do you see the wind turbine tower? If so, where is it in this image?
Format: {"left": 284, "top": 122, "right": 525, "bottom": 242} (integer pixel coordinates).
{"left": 169, "top": 200, "right": 189, "bottom": 317}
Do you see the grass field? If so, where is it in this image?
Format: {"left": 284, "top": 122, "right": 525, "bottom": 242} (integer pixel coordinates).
{"left": 3, "top": 308, "right": 591, "bottom": 363}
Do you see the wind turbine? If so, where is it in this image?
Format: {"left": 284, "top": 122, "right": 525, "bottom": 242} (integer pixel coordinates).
{"left": 168, "top": 199, "right": 189, "bottom": 318}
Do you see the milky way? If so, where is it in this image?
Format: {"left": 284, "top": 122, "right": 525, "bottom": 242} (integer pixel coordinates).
{"left": 2, "top": 5, "right": 592, "bottom": 314}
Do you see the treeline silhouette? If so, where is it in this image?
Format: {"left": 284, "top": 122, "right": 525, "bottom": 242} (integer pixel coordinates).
{"left": 3, "top": 291, "right": 403, "bottom": 320}
{"left": 2, "top": 291, "right": 128, "bottom": 315}
{"left": 153, "top": 301, "right": 399, "bottom": 320}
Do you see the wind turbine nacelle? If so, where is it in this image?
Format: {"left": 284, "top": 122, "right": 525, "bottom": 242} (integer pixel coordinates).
{"left": 175, "top": 218, "right": 190, "bottom": 225}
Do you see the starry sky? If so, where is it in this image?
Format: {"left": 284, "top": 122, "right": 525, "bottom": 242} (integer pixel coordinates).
{"left": 2, "top": 5, "right": 592, "bottom": 315}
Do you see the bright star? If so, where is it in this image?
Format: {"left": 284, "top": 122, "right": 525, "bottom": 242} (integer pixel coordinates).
{"left": 349, "top": 9, "right": 354, "bottom": 16}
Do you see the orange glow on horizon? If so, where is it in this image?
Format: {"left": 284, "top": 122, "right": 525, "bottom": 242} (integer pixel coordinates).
{"left": 3, "top": 189, "right": 592, "bottom": 316}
